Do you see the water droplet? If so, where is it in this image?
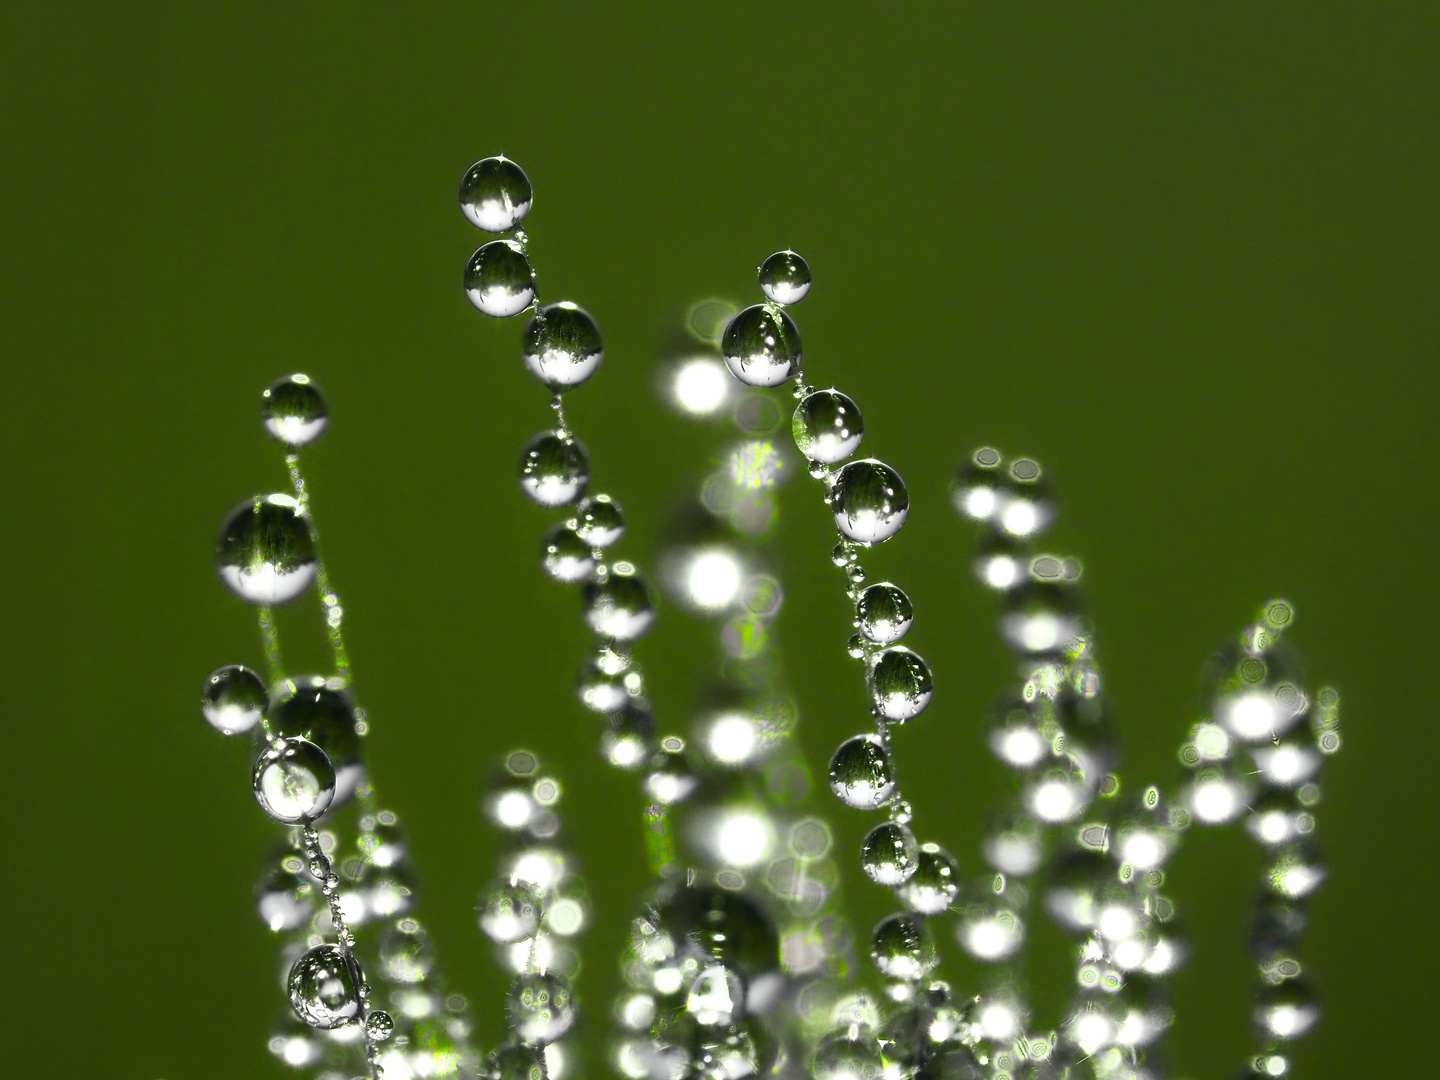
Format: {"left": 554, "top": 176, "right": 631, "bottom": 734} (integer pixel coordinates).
{"left": 460, "top": 156, "right": 533, "bottom": 232}
{"left": 643, "top": 741, "right": 699, "bottom": 804}
{"left": 956, "top": 904, "right": 1024, "bottom": 961}
{"left": 523, "top": 303, "right": 604, "bottom": 391}
{"left": 1254, "top": 979, "right": 1320, "bottom": 1040}
{"left": 519, "top": 432, "right": 589, "bottom": 507}
{"left": 379, "top": 918, "right": 435, "bottom": 983}
{"left": 506, "top": 971, "right": 576, "bottom": 1044}
{"left": 861, "top": 821, "right": 920, "bottom": 885}
{"left": 576, "top": 651, "right": 631, "bottom": 712}
{"left": 365, "top": 1010, "right": 394, "bottom": 1042}
{"left": 573, "top": 494, "right": 625, "bottom": 547}
{"left": 269, "top": 675, "right": 362, "bottom": 781}
{"left": 487, "top": 1042, "right": 548, "bottom": 1080}
{"left": 261, "top": 374, "right": 328, "bottom": 447}
{"left": 253, "top": 737, "right": 336, "bottom": 825}
{"left": 984, "top": 815, "right": 1043, "bottom": 876}
{"left": 466, "top": 240, "right": 536, "bottom": 318}
{"left": 721, "top": 304, "right": 802, "bottom": 387}
{"left": 812, "top": 1033, "right": 885, "bottom": 1080}
{"left": 899, "top": 844, "right": 960, "bottom": 914}
{"left": 583, "top": 568, "right": 656, "bottom": 641}
{"left": 828, "top": 734, "right": 896, "bottom": 809}
{"left": 870, "top": 912, "right": 936, "bottom": 981}
{"left": 288, "top": 944, "right": 362, "bottom": 1029}
{"left": 202, "top": 664, "right": 267, "bottom": 735}
{"left": 541, "top": 523, "right": 596, "bottom": 582}
{"left": 478, "top": 878, "right": 544, "bottom": 944}
{"left": 792, "top": 388, "right": 863, "bottom": 464}
{"left": 600, "top": 701, "right": 658, "bottom": 769}
{"left": 869, "top": 647, "right": 933, "bottom": 722}
{"left": 828, "top": 460, "right": 909, "bottom": 544}
{"left": 687, "top": 964, "right": 745, "bottom": 1027}
{"left": 855, "top": 583, "right": 913, "bottom": 646}
{"left": 999, "top": 582, "right": 1084, "bottom": 655}
{"left": 216, "top": 493, "right": 317, "bottom": 604}
{"left": 256, "top": 859, "right": 317, "bottom": 932}
{"left": 757, "top": 250, "right": 812, "bottom": 305}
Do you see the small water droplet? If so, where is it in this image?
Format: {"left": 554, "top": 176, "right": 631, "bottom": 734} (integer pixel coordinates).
{"left": 574, "top": 494, "right": 625, "bottom": 547}
{"left": 261, "top": 374, "right": 328, "bottom": 447}
{"left": 869, "top": 647, "right": 933, "bottom": 722}
{"left": 466, "top": 240, "right": 536, "bottom": 318}
{"left": 523, "top": 302, "right": 604, "bottom": 390}
{"left": 364, "top": 1010, "right": 394, "bottom": 1042}
{"left": 288, "top": 944, "right": 363, "bottom": 1029}
{"left": 828, "top": 460, "right": 909, "bottom": 544}
{"left": 460, "top": 156, "right": 533, "bottom": 232}
{"left": 812, "top": 1034, "right": 884, "bottom": 1080}
{"left": 541, "top": 523, "right": 596, "bottom": 582}
{"left": 721, "top": 304, "right": 802, "bottom": 387}
{"left": 600, "top": 701, "right": 658, "bottom": 769}
{"left": 856, "top": 583, "right": 913, "bottom": 645}
{"left": 757, "top": 250, "right": 812, "bottom": 306}
{"left": 256, "top": 860, "right": 317, "bottom": 932}
{"left": 870, "top": 912, "right": 936, "bottom": 981}
{"left": 583, "top": 567, "right": 656, "bottom": 641}
{"left": 792, "top": 388, "right": 863, "bottom": 465}
{"left": 828, "top": 734, "right": 896, "bottom": 809}
{"left": 202, "top": 664, "right": 267, "bottom": 735}
{"left": 644, "top": 741, "right": 699, "bottom": 804}
{"left": 899, "top": 844, "right": 961, "bottom": 914}
{"left": 861, "top": 821, "right": 920, "bottom": 885}
{"left": 216, "top": 493, "right": 317, "bottom": 605}
{"left": 487, "top": 1042, "right": 548, "bottom": 1080}
{"left": 253, "top": 737, "right": 336, "bottom": 825}
{"left": 379, "top": 917, "right": 435, "bottom": 983}
{"left": 506, "top": 970, "right": 576, "bottom": 1044}
{"left": 519, "top": 432, "right": 589, "bottom": 507}
{"left": 478, "top": 878, "right": 544, "bottom": 944}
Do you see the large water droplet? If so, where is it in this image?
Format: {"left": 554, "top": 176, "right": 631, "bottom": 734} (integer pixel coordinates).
{"left": 269, "top": 676, "right": 362, "bottom": 807}
{"left": 253, "top": 737, "right": 336, "bottom": 825}
{"left": 262, "top": 374, "right": 328, "bottom": 447}
{"left": 828, "top": 460, "right": 909, "bottom": 544}
{"left": 870, "top": 912, "right": 936, "bottom": 981}
{"left": 519, "top": 432, "right": 589, "bottom": 507}
{"left": 721, "top": 304, "right": 802, "bottom": 388}
{"left": 758, "top": 250, "right": 812, "bottom": 306}
{"left": 466, "top": 240, "right": 536, "bottom": 318}
{"left": 573, "top": 494, "right": 625, "bottom": 547}
{"left": 202, "top": 664, "right": 267, "bottom": 735}
{"left": 869, "top": 647, "right": 933, "bottom": 722}
{"left": 898, "top": 844, "right": 960, "bottom": 914}
{"left": 856, "top": 583, "right": 913, "bottom": 645}
{"left": 583, "top": 568, "right": 656, "bottom": 641}
{"left": 523, "top": 302, "right": 604, "bottom": 391}
{"left": 216, "top": 494, "right": 317, "bottom": 604}
{"left": 460, "top": 156, "right": 533, "bottom": 232}
{"left": 541, "top": 523, "right": 596, "bottom": 582}
{"left": 793, "top": 389, "right": 864, "bottom": 464}
{"left": 288, "top": 944, "right": 362, "bottom": 1029}
{"left": 478, "top": 878, "right": 544, "bottom": 944}
{"left": 506, "top": 971, "right": 576, "bottom": 1044}
{"left": 828, "top": 734, "right": 896, "bottom": 809}
{"left": 861, "top": 821, "right": 919, "bottom": 885}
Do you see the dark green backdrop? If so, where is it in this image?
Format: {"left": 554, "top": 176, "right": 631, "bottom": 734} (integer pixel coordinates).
{"left": 3, "top": 5, "right": 1434, "bottom": 1079}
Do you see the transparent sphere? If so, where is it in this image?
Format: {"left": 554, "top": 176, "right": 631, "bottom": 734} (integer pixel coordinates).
{"left": 600, "top": 701, "right": 658, "bottom": 769}
{"left": 869, "top": 647, "right": 933, "bottom": 722}
{"left": 870, "top": 912, "right": 937, "bottom": 981}
{"left": 721, "top": 304, "right": 802, "bottom": 387}
{"left": 793, "top": 389, "right": 863, "bottom": 464}
{"left": 519, "top": 432, "right": 589, "bottom": 507}
{"left": 541, "top": 523, "right": 596, "bottom": 583}
{"left": 378, "top": 918, "right": 434, "bottom": 983}
{"left": 577, "top": 651, "right": 631, "bottom": 713}
{"left": 256, "top": 859, "right": 316, "bottom": 932}
{"left": 488, "top": 1042, "right": 548, "bottom": 1080}
{"left": 951, "top": 446, "right": 1005, "bottom": 521}
{"left": 202, "top": 663, "right": 267, "bottom": 735}
{"left": 758, "top": 250, "right": 812, "bottom": 306}
{"left": 899, "top": 844, "right": 960, "bottom": 914}
{"left": 478, "top": 878, "right": 544, "bottom": 944}
{"left": 269, "top": 676, "right": 360, "bottom": 769}
{"left": 828, "top": 734, "right": 896, "bottom": 809}
{"left": 643, "top": 739, "right": 699, "bottom": 805}
{"left": 583, "top": 569, "right": 656, "bottom": 641}
{"left": 261, "top": 374, "right": 328, "bottom": 447}
{"left": 216, "top": 493, "right": 317, "bottom": 604}
{"left": 861, "top": 821, "right": 920, "bottom": 885}
{"left": 253, "top": 737, "right": 336, "bottom": 825}
{"left": 465, "top": 240, "right": 535, "bottom": 318}
{"left": 288, "top": 944, "right": 362, "bottom": 1029}
{"left": 460, "top": 156, "right": 533, "bottom": 232}
{"left": 856, "top": 582, "right": 913, "bottom": 645}
{"left": 829, "top": 460, "right": 909, "bottom": 544}
{"left": 365, "top": 1011, "right": 394, "bottom": 1042}
{"left": 812, "top": 1033, "right": 885, "bottom": 1080}
{"left": 1254, "top": 980, "right": 1320, "bottom": 1041}
{"left": 507, "top": 971, "right": 576, "bottom": 1044}
{"left": 523, "top": 302, "right": 604, "bottom": 391}
{"left": 574, "top": 494, "right": 625, "bottom": 547}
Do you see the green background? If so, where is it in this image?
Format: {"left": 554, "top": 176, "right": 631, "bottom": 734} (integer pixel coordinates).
{"left": 3, "top": 4, "right": 1435, "bottom": 1078}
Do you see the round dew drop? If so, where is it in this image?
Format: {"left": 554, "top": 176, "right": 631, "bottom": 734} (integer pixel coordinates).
{"left": 364, "top": 1011, "right": 394, "bottom": 1042}
{"left": 519, "top": 432, "right": 589, "bottom": 507}
{"left": 506, "top": 970, "right": 576, "bottom": 1044}
{"left": 721, "top": 304, "right": 802, "bottom": 387}
{"left": 583, "top": 570, "right": 656, "bottom": 642}
{"left": 287, "top": 944, "right": 363, "bottom": 1029}
{"left": 899, "top": 844, "right": 961, "bottom": 914}
{"left": 253, "top": 737, "right": 337, "bottom": 825}
{"left": 465, "top": 239, "right": 536, "bottom": 318}
{"left": 793, "top": 389, "right": 864, "bottom": 464}
{"left": 828, "top": 734, "right": 896, "bottom": 810}
{"left": 477, "top": 878, "right": 543, "bottom": 944}
{"left": 856, "top": 582, "right": 913, "bottom": 645}
{"left": 828, "top": 459, "right": 910, "bottom": 544}
{"left": 861, "top": 821, "right": 920, "bottom": 885}
{"left": 870, "top": 912, "right": 937, "bottom": 981}
{"left": 523, "top": 302, "right": 604, "bottom": 391}
{"left": 869, "top": 647, "right": 933, "bottom": 722}
{"left": 261, "top": 374, "right": 328, "bottom": 447}
{"left": 541, "top": 523, "right": 596, "bottom": 582}
{"left": 573, "top": 494, "right": 625, "bottom": 547}
{"left": 757, "top": 249, "right": 812, "bottom": 306}
{"left": 459, "top": 155, "right": 533, "bottom": 233}
{"left": 216, "top": 493, "right": 317, "bottom": 605}
{"left": 202, "top": 663, "right": 267, "bottom": 735}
